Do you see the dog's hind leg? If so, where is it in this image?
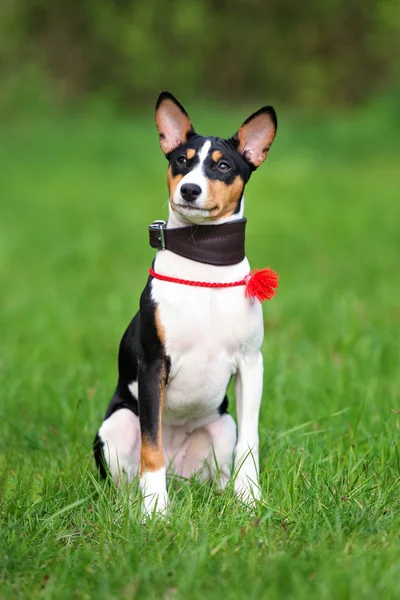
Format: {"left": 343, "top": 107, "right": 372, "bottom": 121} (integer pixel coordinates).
{"left": 175, "top": 410, "right": 237, "bottom": 489}
{"left": 205, "top": 412, "right": 237, "bottom": 489}
{"left": 94, "top": 312, "right": 142, "bottom": 484}
{"left": 95, "top": 405, "right": 141, "bottom": 485}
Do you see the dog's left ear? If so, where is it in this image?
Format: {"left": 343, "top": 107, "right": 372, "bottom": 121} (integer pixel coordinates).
{"left": 231, "top": 107, "right": 277, "bottom": 168}
{"left": 155, "top": 91, "right": 196, "bottom": 155}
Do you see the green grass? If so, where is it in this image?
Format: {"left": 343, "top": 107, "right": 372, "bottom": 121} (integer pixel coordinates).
{"left": 1, "top": 102, "right": 400, "bottom": 599}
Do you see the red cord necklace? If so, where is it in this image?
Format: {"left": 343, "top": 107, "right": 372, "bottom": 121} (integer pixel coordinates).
{"left": 149, "top": 266, "right": 279, "bottom": 302}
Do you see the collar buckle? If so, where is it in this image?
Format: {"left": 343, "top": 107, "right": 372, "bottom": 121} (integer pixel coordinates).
{"left": 149, "top": 220, "right": 167, "bottom": 250}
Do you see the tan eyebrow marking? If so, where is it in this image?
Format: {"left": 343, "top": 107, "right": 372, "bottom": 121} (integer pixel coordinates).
{"left": 212, "top": 150, "right": 223, "bottom": 162}
{"left": 186, "top": 148, "right": 196, "bottom": 160}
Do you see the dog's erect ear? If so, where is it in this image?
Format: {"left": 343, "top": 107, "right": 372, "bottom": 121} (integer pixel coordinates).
{"left": 155, "top": 92, "right": 196, "bottom": 155}
{"left": 231, "top": 107, "right": 277, "bottom": 168}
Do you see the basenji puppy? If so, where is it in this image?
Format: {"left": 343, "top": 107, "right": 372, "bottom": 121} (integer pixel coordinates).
{"left": 94, "top": 92, "right": 277, "bottom": 516}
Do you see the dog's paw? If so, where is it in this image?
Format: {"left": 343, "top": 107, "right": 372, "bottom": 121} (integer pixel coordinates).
{"left": 141, "top": 489, "right": 169, "bottom": 520}
{"left": 234, "top": 475, "right": 261, "bottom": 507}
{"left": 140, "top": 468, "right": 169, "bottom": 520}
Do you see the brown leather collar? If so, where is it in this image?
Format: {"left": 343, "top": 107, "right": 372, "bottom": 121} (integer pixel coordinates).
{"left": 149, "top": 218, "right": 247, "bottom": 266}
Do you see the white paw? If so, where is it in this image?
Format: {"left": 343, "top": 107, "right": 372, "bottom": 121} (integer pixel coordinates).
{"left": 234, "top": 447, "right": 260, "bottom": 505}
{"left": 234, "top": 475, "right": 261, "bottom": 506}
{"left": 140, "top": 468, "right": 168, "bottom": 519}
{"left": 141, "top": 489, "right": 169, "bottom": 519}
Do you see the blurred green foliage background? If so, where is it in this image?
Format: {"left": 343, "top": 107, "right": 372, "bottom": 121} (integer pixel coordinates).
{"left": 1, "top": 0, "right": 399, "bottom": 113}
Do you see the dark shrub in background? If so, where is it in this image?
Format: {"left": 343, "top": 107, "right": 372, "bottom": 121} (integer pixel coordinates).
{"left": 0, "top": 0, "right": 399, "bottom": 111}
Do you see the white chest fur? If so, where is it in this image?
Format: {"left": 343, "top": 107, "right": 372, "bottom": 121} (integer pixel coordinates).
{"left": 151, "top": 249, "right": 264, "bottom": 425}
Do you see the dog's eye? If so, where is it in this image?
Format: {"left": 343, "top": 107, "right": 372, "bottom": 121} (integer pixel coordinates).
{"left": 218, "top": 161, "right": 231, "bottom": 172}
{"left": 176, "top": 155, "right": 187, "bottom": 166}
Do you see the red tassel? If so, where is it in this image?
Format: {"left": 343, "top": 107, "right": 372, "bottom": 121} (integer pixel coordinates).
{"left": 245, "top": 268, "right": 279, "bottom": 302}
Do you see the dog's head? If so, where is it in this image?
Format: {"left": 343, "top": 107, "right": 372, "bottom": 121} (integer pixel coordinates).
{"left": 155, "top": 92, "right": 277, "bottom": 224}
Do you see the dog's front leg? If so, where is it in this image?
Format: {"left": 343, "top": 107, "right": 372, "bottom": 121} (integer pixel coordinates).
{"left": 234, "top": 351, "right": 263, "bottom": 504}
{"left": 138, "top": 357, "right": 168, "bottom": 517}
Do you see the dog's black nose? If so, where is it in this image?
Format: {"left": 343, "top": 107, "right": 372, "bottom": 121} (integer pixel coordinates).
{"left": 181, "top": 183, "right": 202, "bottom": 202}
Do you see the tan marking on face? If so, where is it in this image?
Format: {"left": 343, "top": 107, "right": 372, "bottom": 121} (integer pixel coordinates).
{"left": 204, "top": 176, "right": 244, "bottom": 221}
{"left": 140, "top": 306, "right": 166, "bottom": 474}
{"left": 167, "top": 166, "right": 183, "bottom": 210}
{"left": 186, "top": 148, "right": 196, "bottom": 160}
{"left": 212, "top": 150, "right": 223, "bottom": 162}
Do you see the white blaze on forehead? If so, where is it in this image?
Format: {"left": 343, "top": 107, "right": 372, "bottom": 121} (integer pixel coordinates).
{"left": 175, "top": 140, "right": 211, "bottom": 204}
{"left": 197, "top": 140, "right": 212, "bottom": 169}
{"left": 184, "top": 139, "right": 211, "bottom": 183}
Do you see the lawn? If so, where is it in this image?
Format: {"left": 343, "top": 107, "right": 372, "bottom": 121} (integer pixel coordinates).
{"left": 1, "top": 101, "right": 400, "bottom": 599}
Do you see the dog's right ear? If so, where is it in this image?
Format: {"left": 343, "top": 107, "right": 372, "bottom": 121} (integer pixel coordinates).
{"left": 155, "top": 92, "right": 196, "bottom": 155}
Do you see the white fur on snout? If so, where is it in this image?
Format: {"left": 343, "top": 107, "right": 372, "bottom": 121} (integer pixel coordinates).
{"left": 174, "top": 140, "right": 211, "bottom": 211}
